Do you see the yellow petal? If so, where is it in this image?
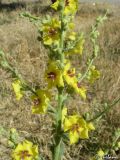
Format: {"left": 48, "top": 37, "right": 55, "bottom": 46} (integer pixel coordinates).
{"left": 79, "top": 129, "right": 89, "bottom": 139}
{"left": 69, "top": 130, "right": 79, "bottom": 144}
{"left": 68, "top": 32, "right": 76, "bottom": 40}
{"left": 63, "top": 115, "right": 79, "bottom": 132}
{"left": 78, "top": 116, "right": 86, "bottom": 127}
{"left": 31, "top": 90, "right": 50, "bottom": 114}
{"left": 87, "top": 123, "right": 95, "bottom": 131}
{"left": 63, "top": 118, "right": 72, "bottom": 132}
{"left": 57, "top": 74, "right": 64, "bottom": 87}
{"left": 32, "top": 104, "right": 47, "bottom": 114}
{"left": 31, "top": 145, "right": 39, "bottom": 158}
{"left": 63, "top": 62, "right": 77, "bottom": 87}
{"left": 78, "top": 87, "right": 86, "bottom": 99}
{"left": 97, "top": 149, "right": 105, "bottom": 157}
{"left": 13, "top": 143, "right": 23, "bottom": 153}
{"left": 12, "top": 80, "right": 23, "bottom": 100}
{"left": 43, "top": 36, "right": 53, "bottom": 45}
{"left": 51, "top": 1, "right": 59, "bottom": 10}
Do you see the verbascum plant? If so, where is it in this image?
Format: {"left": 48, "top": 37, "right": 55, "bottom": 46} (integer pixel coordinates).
{"left": 0, "top": 0, "right": 120, "bottom": 160}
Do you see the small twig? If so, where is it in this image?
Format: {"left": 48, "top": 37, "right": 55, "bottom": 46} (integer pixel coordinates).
{"left": 88, "top": 97, "right": 120, "bottom": 122}
{"left": 79, "top": 58, "right": 94, "bottom": 83}
{"left": 0, "top": 50, "right": 37, "bottom": 96}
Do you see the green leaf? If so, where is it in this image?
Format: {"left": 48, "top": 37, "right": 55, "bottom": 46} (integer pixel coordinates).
{"left": 9, "top": 128, "right": 20, "bottom": 146}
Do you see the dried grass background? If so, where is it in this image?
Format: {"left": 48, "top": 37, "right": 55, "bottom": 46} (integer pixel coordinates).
{"left": 0, "top": 1, "right": 120, "bottom": 159}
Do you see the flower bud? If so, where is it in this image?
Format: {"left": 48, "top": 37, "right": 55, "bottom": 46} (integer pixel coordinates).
{"left": 117, "top": 142, "right": 120, "bottom": 148}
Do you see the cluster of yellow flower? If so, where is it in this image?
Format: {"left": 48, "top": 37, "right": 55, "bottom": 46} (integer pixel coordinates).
{"left": 45, "top": 60, "right": 87, "bottom": 99}
{"left": 51, "top": 0, "right": 78, "bottom": 15}
{"left": 11, "top": 0, "right": 101, "bottom": 159}
{"left": 12, "top": 0, "right": 99, "bottom": 142}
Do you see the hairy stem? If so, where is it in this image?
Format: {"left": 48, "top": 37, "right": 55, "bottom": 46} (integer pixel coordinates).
{"left": 79, "top": 58, "right": 94, "bottom": 83}
{"left": 53, "top": 0, "right": 65, "bottom": 160}
{"left": 54, "top": 89, "right": 63, "bottom": 160}
{"left": 59, "top": 0, "right": 65, "bottom": 65}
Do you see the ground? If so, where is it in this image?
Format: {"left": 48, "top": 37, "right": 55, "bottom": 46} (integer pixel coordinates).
{"left": 0, "top": 1, "right": 120, "bottom": 160}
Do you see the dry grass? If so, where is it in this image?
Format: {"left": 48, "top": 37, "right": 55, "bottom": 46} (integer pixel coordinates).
{"left": 0, "top": 1, "right": 120, "bottom": 160}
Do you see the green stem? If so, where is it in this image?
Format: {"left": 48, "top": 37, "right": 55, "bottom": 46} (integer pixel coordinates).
{"left": 79, "top": 58, "right": 94, "bottom": 83}
{"left": 79, "top": 13, "right": 107, "bottom": 83}
{"left": 20, "top": 12, "right": 40, "bottom": 21}
{"left": 59, "top": 0, "right": 65, "bottom": 65}
{"left": 88, "top": 97, "right": 120, "bottom": 122}
{"left": 53, "top": 1, "right": 65, "bottom": 160}
{"left": 0, "top": 50, "right": 37, "bottom": 96}
{"left": 3, "top": 59, "right": 37, "bottom": 96}
{"left": 8, "top": 65, "right": 36, "bottom": 95}
{"left": 53, "top": 89, "right": 63, "bottom": 160}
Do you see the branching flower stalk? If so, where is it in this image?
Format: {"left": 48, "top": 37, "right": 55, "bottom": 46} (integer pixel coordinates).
{"left": 88, "top": 97, "right": 120, "bottom": 123}
{"left": 79, "top": 12, "right": 108, "bottom": 83}
{"left": 0, "top": 50, "right": 37, "bottom": 96}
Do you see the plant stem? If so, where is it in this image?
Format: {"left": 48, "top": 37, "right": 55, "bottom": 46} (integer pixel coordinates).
{"left": 79, "top": 13, "right": 107, "bottom": 83}
{"left": 59, "top": 0, "right": 65, "bottom": 65}
{"left": 53, "top": 1, "right": 65, "bottom": 160}
{"left": 53, "top": 89, "right": 63, "bottom": 160}
{"left": 7, "top": 65, "right": 37, "bottom": 95}
{"left": 88, "top": 97, "right": 120, "bottom": 122}
{"left": 79, "top": 58, "right": 94, "bottom": 83}
{"left": 0, "top": 50, "right": 38, "bottom": 96}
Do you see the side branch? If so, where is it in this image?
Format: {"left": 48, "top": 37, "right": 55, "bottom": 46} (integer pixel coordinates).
{"left": 88, "top": 97, "right": 120, "bottom": 122}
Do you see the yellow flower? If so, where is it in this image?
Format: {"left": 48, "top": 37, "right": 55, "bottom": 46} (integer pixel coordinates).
{"left": 87, "top": 66, "right": 100, "bottom": 84}
{"left": 41, "top": 18, "right": 60, "bottom": 46}
{"left": 63, "top": 61, "right": 86, "bottom": 99}
{"left": 97, "top": 149, "right": 104, "bottom": 157}
{"left": 51, "top": 0, "right": 78, "bottom": 15}
{"left": 65, "top": 35, "right": 85, "bottom": 55}
{"left": 90, "top": 149, "right": 105, "bottom": 160}
{"left": 67, "top": 31, "right": 76, "bottom": 41}
{"left": 97, "top": 149, "right": 105, "bottom": 160}
{"left": 73, "top": 82, "right": 87, "bottom": 99}
{"left": 45, "top": 61, "right": 64, "bottom": 88}
{"left": 12, "top": 140, "right": 38, "bottom": 160}
{"left": 31, "top": 90, "right": 50, "bottom": 114}
{"left": 63, "top": 61, "right": 77, "bottom": 87}
{"left": 10, "top": 128, "right": 17, "bottom": 133}
{"left": 63, "top": 115, "right": 95, "bottom": 144}
{"left": 12, "top": 80, "right": 23, "bottom": 100}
